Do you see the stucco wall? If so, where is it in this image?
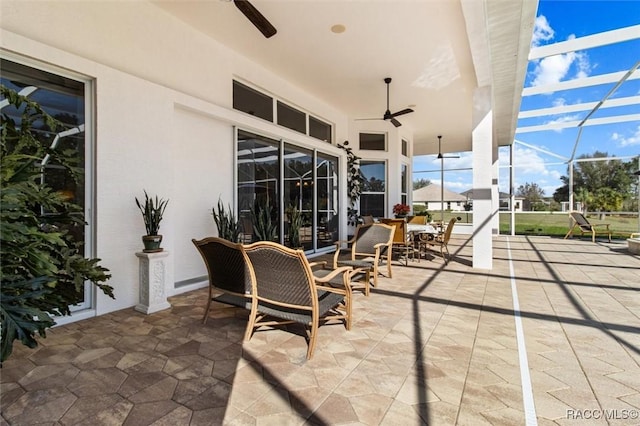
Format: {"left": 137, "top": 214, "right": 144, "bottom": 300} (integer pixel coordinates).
{"left": 0, "top": 1, "right": 357, "bottom": 316}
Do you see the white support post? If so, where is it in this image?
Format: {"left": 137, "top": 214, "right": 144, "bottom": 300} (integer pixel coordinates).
{"left": 472, "top": 86, "right": 494, "bottom": 270}
{"left": 135, "top": 251, "right": 171, "bottom": 314}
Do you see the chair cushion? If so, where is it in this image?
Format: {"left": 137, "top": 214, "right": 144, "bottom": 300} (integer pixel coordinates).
{"left": 337, "top": 259, "right": 374, "bottom": 270}
{"left": 256, "top": 291, "right": 344, "bottom": 324}
{"left": 213, "top": 293, "right": 251, "bottom": 309}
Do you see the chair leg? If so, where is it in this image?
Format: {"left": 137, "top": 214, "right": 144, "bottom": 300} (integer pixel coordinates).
{"left": 202, "top": 288, "right": 213, "bottom": 324}
{"left": 244, "top": 303, "right": 258, "bottom": 342}
{"left": 307, "top": 320, "right": 319, "bottom": 360}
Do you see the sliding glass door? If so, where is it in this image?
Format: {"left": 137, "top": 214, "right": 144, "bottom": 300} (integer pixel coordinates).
{"left": 237, "top": 129, "right": 339, "bottom": 252}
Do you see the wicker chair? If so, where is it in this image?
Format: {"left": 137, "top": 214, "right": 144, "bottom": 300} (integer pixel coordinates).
{"left": 192, "top": 237, "right": 252, "bottom": 324}
{"left": 379, "top": 218, "right": 414, "bottom": 265}
{"left": 408, "top": 215, "right": 427, "bottom": 225}
{"left": 424, "top": 217, "right": 457, "bottom": 264}
{"left": 333, "top": 223, "right": 395, "bottom": 295}
{"left": 563, "top": 211, "right": 612, "bottom": 243}
{"left": 243, "top": 241, "right": 354, "bottom": 360}
{"left": 362, "top": 215, "right": 375, "bottom": 225}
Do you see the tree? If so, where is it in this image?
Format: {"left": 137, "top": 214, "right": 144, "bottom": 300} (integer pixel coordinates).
{"left": 1, "top": 86, "right": 114, "bottom": 363}
{"left": 516, "top": 182, "right": 545, "bottom": 211}
{"left": 413, "top": 178, "right": 431, "bottom": 190}
{"left": 553, "top": 152, "right": 636, "bottom": 213}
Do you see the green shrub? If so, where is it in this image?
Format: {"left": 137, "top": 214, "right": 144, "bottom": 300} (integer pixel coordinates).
{"left": 0, "top": 85, "right": 114, "bottom": 363}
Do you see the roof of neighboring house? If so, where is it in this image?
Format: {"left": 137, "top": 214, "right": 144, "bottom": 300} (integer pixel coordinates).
{"left": 460, "top": 189, "right": 520, "bottom": 199}
{"left": 413, "top": 184, "right": 467, "bottom": 203}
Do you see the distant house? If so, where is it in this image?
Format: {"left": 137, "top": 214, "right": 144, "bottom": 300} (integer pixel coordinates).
{"left": 459, "top": 189, "right": 524, "bottom": 212}
{"left": 413, "top": 184, "right": 467, "bottom": 212}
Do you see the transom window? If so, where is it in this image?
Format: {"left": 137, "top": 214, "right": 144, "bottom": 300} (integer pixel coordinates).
{"left": 359, "top": 133, "right": 386, "bottom": 151}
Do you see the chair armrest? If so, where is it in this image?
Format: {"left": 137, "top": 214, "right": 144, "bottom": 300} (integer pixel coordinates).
{"left": 309, "top": 261, "right": 328, "bottom": 270}
{"left": 593, "top": 223, "right": 610, "bottom": 229}
{"left": 313, "top": 266, "right": 353, "bottom": 285}
{"left": 334, "top": 238, "right": 355, "bottom": 247}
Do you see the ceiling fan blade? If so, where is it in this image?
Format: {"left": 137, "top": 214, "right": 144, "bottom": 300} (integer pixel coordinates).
{"left": 234, "top": 0, "right": 277, "bottom": 39}
{"left": 355, "top": 117, "right": 384, "bottom": 121}
{"left": 390, "top": 108, "right": 414, "bottom": 118}
{"left": 390, "top": 118, "right": 402, "bottom": 127}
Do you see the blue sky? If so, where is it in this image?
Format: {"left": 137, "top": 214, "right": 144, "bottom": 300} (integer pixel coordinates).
{"left": 413, "top": 0, "right": 640, "bottom": 197}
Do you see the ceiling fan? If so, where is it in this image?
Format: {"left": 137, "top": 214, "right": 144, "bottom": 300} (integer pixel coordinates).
{"left": 233, "top": 0, "right": 277, "bottom": 39}
{"left": 357, "top": 77, "right": 414, "bottom": 127}
{"left": 437, "top": 135, "right": 460, "bottom": 159}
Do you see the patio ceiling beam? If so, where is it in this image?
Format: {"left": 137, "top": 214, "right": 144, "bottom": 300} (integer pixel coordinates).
{"left": 528, "top": 25, "right": 640, "bottom": 60}
{"left": 522, "top": 69, "right": 640, "bottom": 96}
{"left": 516, "top": 113, "right": 640, "bottom": 133}
{"left": 518, "top": 95, "right": 640, "bottom": 118}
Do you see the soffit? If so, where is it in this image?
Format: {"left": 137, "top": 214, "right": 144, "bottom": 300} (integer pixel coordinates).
{"left": 152, "top": 0, "right": 536, "bottom": 156}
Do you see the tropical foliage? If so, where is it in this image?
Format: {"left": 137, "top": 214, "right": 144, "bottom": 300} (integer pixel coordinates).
{"left": 251, "top": 200, "right": 278, "bottom": 242}
{"left": 553, "top": 152, "right": 636, "bottom": 215}
{"left": 337, "top": 141, "right": 365, "bottom": 225}
{"left": 286, "top": 203, "right": 303, "bottom": 248}
{"left": 516, "top": 182, "right": 546, "bottom": 211}
{"left": 212, "top": 198, "right": 241, "bottom": 242}
{"left": 0, "top": 85, "right": 113, "bottom": 363}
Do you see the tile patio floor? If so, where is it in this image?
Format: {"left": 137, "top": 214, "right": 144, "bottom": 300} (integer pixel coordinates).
{"left": 2, "top": 235, "right": 639, "bottom": 425}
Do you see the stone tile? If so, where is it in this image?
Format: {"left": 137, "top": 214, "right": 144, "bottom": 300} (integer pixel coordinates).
{"left": 2, "top": 387, "right": 76, "bottom": 424}
{"left": 0, "top": 236, "right": 638, "bottom": 425}
{"left": 311, "top": 393, "right": 359, "bottom": 424}
{"left": 59, "top": 393, "right": 126, "bottom": 424}
{"left": 123, "top": 400, "right": 181, "bottom": 426}
{"left": 349, "top": 393, "right": 394, "bottom": 425}
{"left": 149, "top": 405, "right": 193, "bottom": 425}
{"left": 67, "top": 367, "right": 128, "bottom": 396}
{"left": 18, "top": 363, "right": 79, "bottom": 390}
{"left": 71, "top": 399, "right": 134, "bottom": 426}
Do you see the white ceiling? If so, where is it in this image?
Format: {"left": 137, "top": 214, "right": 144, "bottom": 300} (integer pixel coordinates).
{"left": 152, "top": 0, "right": 538, "bottom": 156}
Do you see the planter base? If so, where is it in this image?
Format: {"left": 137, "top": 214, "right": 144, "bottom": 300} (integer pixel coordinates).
{"left": 135, "top": 250, "right": 171, "bottom": 314}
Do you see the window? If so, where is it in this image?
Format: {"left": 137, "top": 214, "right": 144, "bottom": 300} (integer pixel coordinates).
{"left": 360, "top": 160, "right": 386, "bottom": 218}
{"left": 1, "top": 57, "right": 93, "bottom": 311}
{"left": 233, "top": 80, "right": 273, "bottom": 122}
{"left": 237, "top": 129, "right": 339, "bottom": 252}
{"left": 309, "top": 115, "right": 332, "bottom": 143}
{"left": 401, "top": 163, "right": 408, "bottom": 206}
{"left": 359, "top": 133, "right": 386, "bottom": 151}
{"left": 233, "top": 80, "right": 332, "bottom": 141}
{"left": 277, "top": 101, "right": 306, "bottom": 134}
{"left": 402, "top": 139, "right": 408, "bottom": 157}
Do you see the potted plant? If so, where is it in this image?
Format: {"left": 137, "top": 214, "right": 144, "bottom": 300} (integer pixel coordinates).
{"left": 135, "top": 190, "right": 169, "bottom": 252}
{"left": 212, "top": 198, "right": 240, "bottom": 242}
{"left": 286, "top": 203, "right": 303, "bottom": 249}
{"left": 393, "top": 203, "right": 410, "bottom": 218}
{"left": 251, "top": 200, "right": 277, "bottom": 242}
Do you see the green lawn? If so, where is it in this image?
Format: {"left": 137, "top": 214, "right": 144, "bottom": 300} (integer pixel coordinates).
{"left": 431, "top": 211, "right": 639, "bottom": 239}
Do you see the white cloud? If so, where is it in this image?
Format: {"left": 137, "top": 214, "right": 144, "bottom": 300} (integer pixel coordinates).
{"left": 612, "top": 125, "right": 640, "bottom": 147}
{"left": 531, "top": 53, "right": 575, "bottom": 86}
{"left": 544, "top": 113, "right": 582, "bottom": 132}
{"left": 552, "top": 97, "right": 567, "bottom": 107}
{"left": 531, "top": 15, "right": 554, "bottom": 47}
{"left": 529, "top": 17, "right": 592, "bottom": 88}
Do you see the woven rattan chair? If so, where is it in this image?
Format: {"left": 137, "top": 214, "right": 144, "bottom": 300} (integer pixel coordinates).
{"left": 563, "top": 211, "right": 612, "bottom": 242}
{"left": 333, "top": 223, "right": 395, "bottom": 295}
{"left": 408, "top": 215, "right": 428, "bottom": 225}
{"left": 243, "top": 241, "right": 354, "bottom": 360}
{"left": 362, "top": 215, "right": 375, "bottom": 225}
{"left": 425, "top": 217, "right": 457, "bottom": 264}
{"left": 379, "top": 218, "right": 414, "bottom": 266}
{"left": 192, "top": 237, "right": 252, "bottom": 324}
